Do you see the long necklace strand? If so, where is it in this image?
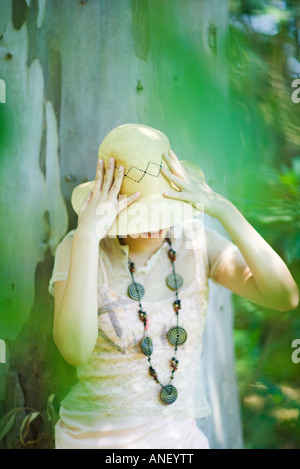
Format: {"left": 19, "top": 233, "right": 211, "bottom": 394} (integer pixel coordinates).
{"left": 127, "top": 237, "right": 187, "bottom": 405}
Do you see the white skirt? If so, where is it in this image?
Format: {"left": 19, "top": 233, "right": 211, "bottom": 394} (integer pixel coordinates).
{"left": 55, "top": 410, "right": 210, "bottom": 449}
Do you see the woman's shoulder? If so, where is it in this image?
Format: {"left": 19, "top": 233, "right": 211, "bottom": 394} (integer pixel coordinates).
{"left": 60, "top": 229, "right": 76, "bottom": 242}
{"left": 49, "top": 230, "right": 76, "bottom": 297}
{"left": 172, "top": 216, "right": 205, "bottom": 242}
{"left": 54, "top": 229, "right": 76, "bottom": 256}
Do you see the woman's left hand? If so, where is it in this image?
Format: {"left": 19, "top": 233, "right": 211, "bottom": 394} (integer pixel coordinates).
{"left": 161, "top": 150, "right": 299, "bottom": 311}
{"left": 161, "top": 149, "right": 224, "bottom": 217}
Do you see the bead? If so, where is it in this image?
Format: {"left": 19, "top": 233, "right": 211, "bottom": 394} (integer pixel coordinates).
{"left": 173, "top": 300, "right": 181, "bottom": 312}
{"left": 168, "top": 248, "right": 176, "bottom": 261}
{"left": 139, "top": 310, "right": 147, "bottom": 321}
{"left": 149, "top": 366, "right": 158, "bottom": 380}
{"left": 129, "top": 261, "right": 135, "bottom": 272}
{"left": 173, "top": 301, "right": 181, "bottom": 313}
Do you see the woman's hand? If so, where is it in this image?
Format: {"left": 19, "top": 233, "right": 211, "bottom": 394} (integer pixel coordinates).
{"left": 161, "top": 149, "right": 224, "bottom": 217}
{"left": 77, "top": 157, "right": 140, "bottom": 240}
{"left": 161, "top": 150, "right": 299, "bottom": 311}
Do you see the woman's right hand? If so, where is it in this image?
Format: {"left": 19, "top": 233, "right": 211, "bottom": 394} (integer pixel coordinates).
{"left": 77, "top": 157, "right": 140, "bottom": 240}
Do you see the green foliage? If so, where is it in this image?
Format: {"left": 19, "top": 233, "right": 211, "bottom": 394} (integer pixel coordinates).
{"left": 228, "top": 0, "right": 300, "bottom": 449}
{"left": 231, "top": 160, "right": 300, "bottom": 263}
{"left": 234, "top": 292, "right": 300, "bottom": 449}
{"left": 0, "top": 394, "right": 58, "bottom": 449}
{"left": 231, "top": 91, "right": 300, "bottom": 450}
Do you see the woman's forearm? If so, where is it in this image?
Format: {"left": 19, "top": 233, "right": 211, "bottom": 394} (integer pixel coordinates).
{"left": 53, "top": 228, "right": 100, "bottom": 366}
{"left": 211, "top": 195, "right": 299, "bottom": 310}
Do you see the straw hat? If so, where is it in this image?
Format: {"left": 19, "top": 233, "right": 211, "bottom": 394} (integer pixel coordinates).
{"left": 71, "top": 123, "right": 202, "bottom": 236}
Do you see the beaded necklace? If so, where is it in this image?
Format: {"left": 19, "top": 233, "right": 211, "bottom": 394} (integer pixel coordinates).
{"left": 127, "top": 236, "right": 187, "bottom": 405}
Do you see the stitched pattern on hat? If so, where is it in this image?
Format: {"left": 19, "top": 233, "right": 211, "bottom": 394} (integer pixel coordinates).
{"left": 117, "top": 156, "right": 163, "bottom": 183}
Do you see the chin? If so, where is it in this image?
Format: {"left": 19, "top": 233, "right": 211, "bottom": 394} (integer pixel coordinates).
{"left": 140, "top": 228, "right": 168, "bottom": 239}
{"left": 127, "top": 228, "right": 170, "bottom": 240}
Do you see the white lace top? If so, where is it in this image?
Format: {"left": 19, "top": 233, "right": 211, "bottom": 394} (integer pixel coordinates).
{"left": 49, "top": 217, "right": 239, "bottom": 419}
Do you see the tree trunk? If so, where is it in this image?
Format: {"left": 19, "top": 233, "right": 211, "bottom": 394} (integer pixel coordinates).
{"left": 0, "top": 0, "right": 242, "bottom": 448}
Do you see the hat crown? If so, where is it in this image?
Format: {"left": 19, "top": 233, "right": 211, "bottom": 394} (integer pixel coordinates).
{"left": 71, "top": 123, "right": 201, "bottom": 234}
{"left": 98, "top": 124, "right": 171, "bottom": 197}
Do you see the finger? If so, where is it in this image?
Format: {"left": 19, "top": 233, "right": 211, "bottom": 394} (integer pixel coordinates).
{"left": 94, "top": 158, "right": 104, "bottom": 194}
{"left": 79, "top": 190, "right": 93, "bottom": 214}
{"left": 161, "top": 166, "right": 188, "bottom": 190}
{"left": 163, "top": 190, "right": 189, "bottom": 202}
{"left": 195, "top": 167, "right": 206, "bottom": 182}
{"left": 168, "top": 148, "right": 182, "bottom": 167}
{"left": 109, "top": 165, "right": 125, "bottom": 198}
{"left": 162, "top": 152, "right": 178, "bottom": 173}
{"left": 118, "top": 191, "right": 140, "bottom": 212}
{"left": 162, "top": 152, "right": 188, "bottom": 182}
{"left": 102, "top": 157, "right": 116, "bottom": 194}
{"left": 162, "top": 151, "right": 182, "bottom": 174}
{"left": 181, "top": 160, "right": 206, "bottom": 182}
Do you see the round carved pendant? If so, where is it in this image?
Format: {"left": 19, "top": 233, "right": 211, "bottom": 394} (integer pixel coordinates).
{"left": 166, "top": 273, "right": 183, "bottom": 290}
{"left": 160, "top": 385, "right": 178, "bottom": 405}
{"left": 128, "top": 282, "right": 145, "bottom": 300}
{"left": 167, "top": 326, "right": 187, "bottom": 346}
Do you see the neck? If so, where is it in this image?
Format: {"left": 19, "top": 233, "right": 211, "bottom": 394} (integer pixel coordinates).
{"left": 118, "top": 229, "right": 170, "bottom": 264}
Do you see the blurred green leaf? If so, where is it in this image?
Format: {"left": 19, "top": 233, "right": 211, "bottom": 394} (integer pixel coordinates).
{"left": 19, "top": 412, "right": 40, "bottom": 447}
{"left": 0, "top": 411, "right": 17, "bottom": 441}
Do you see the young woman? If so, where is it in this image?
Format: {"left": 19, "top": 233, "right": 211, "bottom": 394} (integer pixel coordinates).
{"left": 49, "top": 124, "right": 299, "bottom": 449}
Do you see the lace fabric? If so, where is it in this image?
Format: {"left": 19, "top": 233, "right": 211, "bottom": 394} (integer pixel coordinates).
{"left": 49, "top": 217, "right": 240, "bottom": 423}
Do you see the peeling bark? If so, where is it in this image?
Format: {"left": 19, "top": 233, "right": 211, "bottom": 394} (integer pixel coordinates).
{"left": 131, "top": 0, "right": 151, "bottom": 61}
{"left": 0, "top": 0, "right": 243, "bottom": 449}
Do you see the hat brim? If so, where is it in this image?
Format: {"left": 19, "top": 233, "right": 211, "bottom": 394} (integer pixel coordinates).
{"left": 71, "top": 181, "right": 203, "bottom": 236}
